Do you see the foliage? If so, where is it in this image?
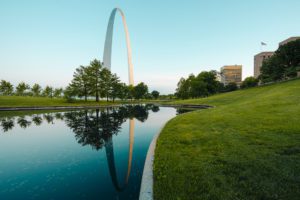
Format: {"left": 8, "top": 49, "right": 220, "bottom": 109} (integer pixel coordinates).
{"left": 225, "top": 82, "right": 238, "bottom": 92}
{"left": 175, "top": 71, "right": 222, "bottom": 99}
{"left": 70, "top": 65, "right": 90, "bottom": 101}
{"left": 0, "top": 80, "right": 14, "bottom": 96}
{"left": 31, "top": 83, "right": 42, "bottom": 96}
{"left": 66, "top": 59, "right": 152, "bottom": 102}
{"left": 53, "top": 88, "right": 63, "bottom": 98}
{"left": 133, "top": 82, "right": 148, "bottom": 100}
{"left": 16, "top": 82, "right": 30, "bottom": 96}
{"left": 241, "top": 77, "right": 259, "bottom": 89}
{"left": 260, "top": 39, "right": 300, "bottom": 82}
{"left": 86, "top": 59, "right": 102, "bottom": 102}
{"left": 42, "top": 86, "right": 53, "bottom": 98}
{"left": 151, "top": 90, "right": 160, "bottom": 99}
{"left": 0, "top": 59, "right": 156, "bottom": 102}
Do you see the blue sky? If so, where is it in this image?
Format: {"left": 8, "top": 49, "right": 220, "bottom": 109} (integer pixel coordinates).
{"left": 0, "top": 0, "right": 299, "bottom": 94}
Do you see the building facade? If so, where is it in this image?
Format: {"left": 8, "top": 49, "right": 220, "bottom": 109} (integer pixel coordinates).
{"left": 220, "top": 65, "right": 242, "bottom": 85}
{"left": 254, "top": 52, "right": 274, "bottom": 78}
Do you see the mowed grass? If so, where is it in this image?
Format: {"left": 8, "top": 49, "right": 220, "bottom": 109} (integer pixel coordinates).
{"left": 0, "top": 96, "right": 117, "bottom": 107}
{"left": 0, "top": 96, "right": 168, "bottom": 108}
{"left": 154, "top": 79, "right": 300, "bottom": 200}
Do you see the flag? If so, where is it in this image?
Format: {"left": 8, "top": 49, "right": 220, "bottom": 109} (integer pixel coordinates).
{"left": 261, "top": 42, "right": 267, "bottom": 46}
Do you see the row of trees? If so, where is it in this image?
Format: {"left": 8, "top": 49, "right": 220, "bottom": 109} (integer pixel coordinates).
{"left": 260, "top": 39, "right": 300, "bottom": 83}
{"left": 0, "top": 80, "right": 63, "bottom": 98}
{"left": 175, "top": 71, "right": 260, "bottom": 99}
{"left": 0, "top": 59, "right": 161, "bottom": 101}
{"left": 65, "top": 59, "right": 160, "bottom": 102}
{"left": 176, "top": 71, "right": 238, "bottom": 99}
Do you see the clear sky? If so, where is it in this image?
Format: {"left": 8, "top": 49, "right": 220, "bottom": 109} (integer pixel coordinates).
{"left": 0, "top": 0, "right": 299, "bottom": 94}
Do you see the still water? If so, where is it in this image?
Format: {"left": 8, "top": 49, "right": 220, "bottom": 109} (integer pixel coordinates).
{"left": 0, "top": 105, "right": 178, "bottom": 200}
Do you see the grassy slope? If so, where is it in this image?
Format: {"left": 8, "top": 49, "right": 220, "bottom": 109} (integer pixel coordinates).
{"left": 154, "top": 79, "right": 300, "bottom": 200}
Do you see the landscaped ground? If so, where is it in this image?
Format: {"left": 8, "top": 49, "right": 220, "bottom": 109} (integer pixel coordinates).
{"left": 0, "top": 96, "right": 116, "bottom": 107}
{"left": 0, "top": 96, "right": 165, "bottom": 108}
{"left": 154, "top": 79, "right": 300, "bottom": 200}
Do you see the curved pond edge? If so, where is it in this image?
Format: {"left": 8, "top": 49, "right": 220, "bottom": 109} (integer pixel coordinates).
{"left": 139, "top": 104, "right": 213, "bottom": 200}
{"left": 139, "top": 121, "right": 166, "bottom": 200}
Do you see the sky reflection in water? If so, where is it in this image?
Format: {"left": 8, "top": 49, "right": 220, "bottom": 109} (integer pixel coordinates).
{"left": 0, "top": 105, "right": 177, "bottom": 200}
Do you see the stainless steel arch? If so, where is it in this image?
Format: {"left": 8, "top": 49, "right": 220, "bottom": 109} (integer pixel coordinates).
{"left": 103, "top": 8, "right": 134, "bottom": 85}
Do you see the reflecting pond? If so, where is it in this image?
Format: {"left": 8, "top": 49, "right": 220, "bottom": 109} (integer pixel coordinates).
{"left": 0, "top": 104, "right": 179, "bottom": 200}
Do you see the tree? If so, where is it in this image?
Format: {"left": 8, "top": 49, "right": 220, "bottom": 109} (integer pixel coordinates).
{"left": 64, "top": 86, "right": 77, "bottom": 102}
{"left": 0, "top": 80, "right": 14, "bottom": 95}
{"left": 117, "top": 83, "right": 128, "bottom": 100}
{"left": 53, "top": 88, "right": 63, "bottom": 98}
{"left": 175, "top": 71, "right": 223, "bottom": 99}
{"left": 151, "top": 90, "right": 160, "bottom": 99}
{"left": 86, "top": 59, "right": 102, "bottom": 102}
{"left": 100, "top": 68, "right": 112, "bottom": 101}
{"left": 190, "top": 79, "right": 208, "bottom": 98}
{"left": 260, "top": 56, "right": 284, "bottom": 83}
{"left": 16, "top": 82, "right": 30, "bottom": 96}
{"left": 110, "top": 74, "right": 122, "bottom": 102}
{"left": 70, "top": 66, "right": 89, "bottom": 101}
{"left": 197, "top": 71, "right": 219, "bottom": 95}
{"left": 127, "top": 85, "right": 135, "bottom": 100}
{"left": 175, "top": 77, "right": 190, "bottom": 99}
{"left": 133, "top": 82, "right": 148, "bottom": 100}
{"left": 31, "top": 83, "right": 42, "bottom": 96}
{"left": 225, "top": 82, "right": 238, "bottom": 92}
{"left": 260, "top": 39, "right": 300, "bottom": 82}
{"left": 241, "top": 77, "right": 258, "bottom": 89}
{"left": 42, "top": 86, "right": 53, "bottom": 98}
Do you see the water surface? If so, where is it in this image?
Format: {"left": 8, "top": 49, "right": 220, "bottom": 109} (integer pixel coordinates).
{"left": 0, "top": 105, "right": 177, "bottom": 200}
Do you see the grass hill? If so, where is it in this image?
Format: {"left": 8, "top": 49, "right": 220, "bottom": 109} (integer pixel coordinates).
{"left": 154, "top": 78, "right": 300, "bottom": 200}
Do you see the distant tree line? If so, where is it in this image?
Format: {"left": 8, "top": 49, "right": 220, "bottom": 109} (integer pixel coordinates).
{"left": 260, "top": 39, "right": 300, "bottom": 83}
{"left": 0, "top": 80, "right": 63, "bottom": 98}
{"left": 0, "top": 59, "right": 162, "bottom": 101}
{"left": 176, "top": 70, "right": 242, "bottom": 99}
{"left": 175, "top": 71, "right": 261, "bottom": 99}
{"left": 65, "top": 59, "right": 160, "bottom": 102}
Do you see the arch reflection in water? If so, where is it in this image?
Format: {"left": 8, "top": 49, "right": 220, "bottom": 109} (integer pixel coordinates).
{"left": 105, "top": 119, "right": 134, "bottom": 191}
{"left": 0, "top": 105, "right": 182, "bottom": 199}
{"left": 63, "top": 105, "right": 157, "bottom": 191}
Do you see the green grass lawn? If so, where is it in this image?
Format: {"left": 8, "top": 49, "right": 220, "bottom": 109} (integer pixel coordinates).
{"left": 0, "top": 96, "right": 117, "bottom": 107}
{"left": 0, "top": 96, "right": 167, "bottom": 108}
{"left": 154, "top": 79, "right": 300, "bottom": 200}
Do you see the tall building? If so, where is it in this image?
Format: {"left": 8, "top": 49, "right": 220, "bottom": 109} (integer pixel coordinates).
{"left": 220, "top": 65, "right": 242, "bottom": 85}
{"left": 279, "top": 36, "right": 300, "bottom": 46}
{"left": 254, "top": 52, "right": 274, "bottom": 78}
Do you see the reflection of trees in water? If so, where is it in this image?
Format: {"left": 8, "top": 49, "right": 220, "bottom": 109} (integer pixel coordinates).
{"left": 0, "top": 104, "right": 160, "bottom": 193}
{"left": 17, "top": 117, "right": 32, "bottom": 128}
{"left": 64, "top": 105, "right": 153, "bottom": 150}
{"left": 1, "top": 117, "right": 14, "bottom": 132}
{"left": 43, "top": 114, "right": 54, "bottom": 124}
{"left": 0, "top": 104, "right": 158, "bottom": 138}
{"left": 32, "top": 115, "right": 43, "bottom": 126}
{"left": 176, "top": 108, "right": 196, "bottom": 115}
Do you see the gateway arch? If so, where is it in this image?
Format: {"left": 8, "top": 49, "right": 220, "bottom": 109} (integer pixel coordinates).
{"left": 103, "top": 8, "right": 134, "bottom": 85}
